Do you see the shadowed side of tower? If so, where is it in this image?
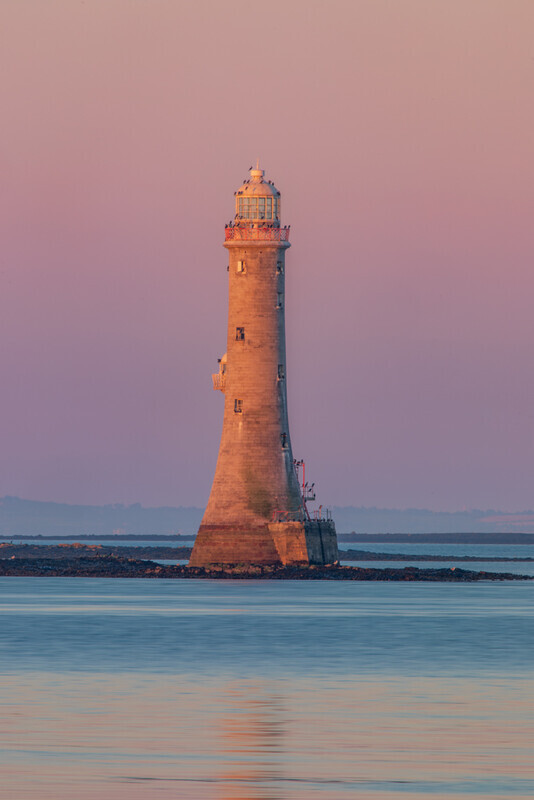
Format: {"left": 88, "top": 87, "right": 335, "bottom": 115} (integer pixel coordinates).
{"left": 190, "top": 167, "right": 338, "bottom": 567}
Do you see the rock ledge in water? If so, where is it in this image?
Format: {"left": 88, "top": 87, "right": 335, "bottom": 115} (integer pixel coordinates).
{"left": 0, "top": 555, "right": 532, "bottom": 581}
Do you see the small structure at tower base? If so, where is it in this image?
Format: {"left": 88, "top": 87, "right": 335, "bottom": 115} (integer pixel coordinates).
{"left": 190, "top": 520, "right": 338, "bottom": 567}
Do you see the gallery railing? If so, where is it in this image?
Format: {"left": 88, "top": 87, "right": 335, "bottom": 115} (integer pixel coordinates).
{"left": 225, "top": 226, "right": 290, "bottom": 242}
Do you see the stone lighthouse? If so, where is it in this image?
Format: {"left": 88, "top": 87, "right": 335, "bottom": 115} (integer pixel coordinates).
{"left": 190, "top": 165, "right": 338, "bottom": 567}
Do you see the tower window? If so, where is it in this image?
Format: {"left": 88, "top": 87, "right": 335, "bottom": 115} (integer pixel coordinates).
{"left": 237, "top": 260, "right": 246, "bottom": 273}
{"left": 277, "top": 364, "right": 285, "bottom": 380}
{"left": 276, "top": 292, "right": 283, "bottom": 309}
{"left": 235, "top": 327, "right": 245, "bottom": 341}
{"left": 234, "top": 399, "right": 243, "bottom": 414}
{"left": 276, "top": 261, "right": 284, "bottom": 274}
{"left": 280, "top": 433, "right": 288, "bottom": 449}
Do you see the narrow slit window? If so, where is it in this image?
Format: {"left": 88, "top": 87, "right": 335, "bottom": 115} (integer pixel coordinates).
{"left": 277, "top": 364, "right": 285, "bottom": 380}
{"left": 237, "top": 260, "right": 246, "bottom": 273}
{"left": 276, "top": 261, "right": 284, "bottom": 274}
{"left": 280, "top": 433, "right": 288, "bottom": 449}
{"left": 234, "top": 398, "right": 243, "bottom": 414}
{"left": 235, "top": 327, "right": 245, "bottom": 341}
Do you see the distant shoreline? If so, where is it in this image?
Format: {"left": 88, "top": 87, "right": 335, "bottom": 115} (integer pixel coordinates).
{"left": 338, "top": 532, "right": 534, "bottom": 545}
{"left": 8, "top": 533, "right": 193, "bottom": 541}
{"left": 2, "top": 543, "right": 534, "bottom": 563}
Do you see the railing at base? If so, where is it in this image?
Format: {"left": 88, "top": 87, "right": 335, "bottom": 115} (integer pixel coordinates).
{"left": 272, "top": 510, "right": 305, "bottom": 523}
{"left": 272, "top": 508, "right": 333, "bottom": 523}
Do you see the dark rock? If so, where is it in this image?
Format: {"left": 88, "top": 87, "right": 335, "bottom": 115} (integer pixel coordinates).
{"left": 0, "top": 554, "right": 532, "bottom": 581}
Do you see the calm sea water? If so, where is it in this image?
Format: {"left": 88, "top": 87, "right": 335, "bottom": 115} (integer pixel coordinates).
{"left": 1, "top": 576, "right": 533, "bottom": 800}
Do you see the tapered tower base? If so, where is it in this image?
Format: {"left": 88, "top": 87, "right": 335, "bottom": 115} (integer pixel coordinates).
{"left": 189, "top": 520, "right": 338, "bottom": 567}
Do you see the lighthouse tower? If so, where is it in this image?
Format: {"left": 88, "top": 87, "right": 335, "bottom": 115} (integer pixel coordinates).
{"left": 190, "top": 166, "right": 338, "bottom": 567}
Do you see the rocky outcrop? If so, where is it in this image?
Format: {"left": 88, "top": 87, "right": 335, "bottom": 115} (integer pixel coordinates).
{"left": 0, "top": 543, "right": 192, "bottom": 560}
{"left": 0, "top": 554, "right": 531, "bottom": 581}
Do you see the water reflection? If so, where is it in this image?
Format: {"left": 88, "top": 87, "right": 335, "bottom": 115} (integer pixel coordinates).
{"left": 218, "top": 686, "right": 285, "bottom": 799}
{"left": 2, "top": 672, "right": 534, "bottom": 799}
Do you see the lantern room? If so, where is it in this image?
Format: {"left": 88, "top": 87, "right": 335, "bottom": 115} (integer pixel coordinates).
{"left": 234, "top": 165, "right": 281, "bottom": 225}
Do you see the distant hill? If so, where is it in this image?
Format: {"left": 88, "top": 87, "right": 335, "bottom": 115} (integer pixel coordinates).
{"left": 0, "top": 497, "right": 202, "bottom": 537}
{"left": 331, "top": 506, "right": 534, "bottom": 535}
{"left": 338, "top": 532, "right": 534, "bottom": 544}
{"left": 1, "top": 496, "right": 534, "bottom": 538}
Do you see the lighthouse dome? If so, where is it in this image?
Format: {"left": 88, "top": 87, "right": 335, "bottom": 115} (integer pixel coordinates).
{"left": 234, "top": 165, "right": 281, "bottom": 223}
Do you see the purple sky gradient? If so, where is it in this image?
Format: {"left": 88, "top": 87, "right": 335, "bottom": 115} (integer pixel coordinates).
{"left": 1, "top": 1, "right": 533, "bottom": 510}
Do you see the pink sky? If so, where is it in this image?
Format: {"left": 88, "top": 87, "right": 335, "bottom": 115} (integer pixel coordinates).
{"left": 1, "top": 0, "right": 533, "bottom": 510}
